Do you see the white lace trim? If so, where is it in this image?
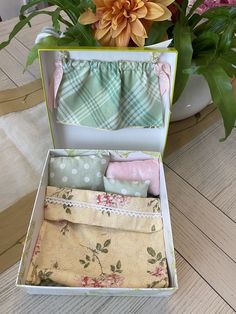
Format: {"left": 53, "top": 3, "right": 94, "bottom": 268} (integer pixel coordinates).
{"left": 45, "top": 196, "right": 161, "bottom": 219}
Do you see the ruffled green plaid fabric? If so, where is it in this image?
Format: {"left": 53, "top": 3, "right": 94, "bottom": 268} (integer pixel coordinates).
{"left": 56, "top": 59, "right": 164, "bottom": 130}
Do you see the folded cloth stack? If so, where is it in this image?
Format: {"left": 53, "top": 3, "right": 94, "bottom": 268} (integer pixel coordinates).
{"left": 49, "top": 155, "right": 161, "bottom": 196}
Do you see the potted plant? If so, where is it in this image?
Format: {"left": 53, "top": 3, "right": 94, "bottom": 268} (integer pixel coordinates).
{"left": 0, "top": 0, "right": 235, "bottom": 139}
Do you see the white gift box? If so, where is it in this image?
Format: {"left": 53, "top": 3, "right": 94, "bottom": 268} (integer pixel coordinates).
{"left": 16, "top": 47, "right": 178, "bottom": 296}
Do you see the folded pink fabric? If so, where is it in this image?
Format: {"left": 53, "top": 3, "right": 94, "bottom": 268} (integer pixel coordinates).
{"left": 48, "top": 59, "right": 63, "bottom": 110}
{"left": 154, "top": 63, "right": 171, "bottom": 97}
{"left": 106, "top": 159, "right": 160, "bottom": 196}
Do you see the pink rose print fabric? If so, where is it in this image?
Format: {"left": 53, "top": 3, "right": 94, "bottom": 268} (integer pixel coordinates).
{"left": 26, "top": 186, "right": 168, "bottom": 288}
{"left": 106, "top": 159, "right": 160, "bottom": 196}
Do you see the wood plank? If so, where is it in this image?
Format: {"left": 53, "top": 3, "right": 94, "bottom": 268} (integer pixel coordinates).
{"left": 165, "top": 104, "right": 221, "bottom": 159}
{"left": 0, "top": 87, "right": 43, "bottom": 116}
{"left": 15, "top": 6, "right": 69, "bottom": 49}
{"left": 0, "top": 253, "right": 234, "bottom": 314}
{"left": 165, "top": 119, "right": 221, "bottom": 165}
{"left": 0, "top": 79, "right": 42, "bottom": 103}
{"left": 101, "top": 253, "right": 234, "bottom": 314}
{"left": 165, "top": 78, "right": 236, "bottom": 162}
{"left": 16, "top": 21, "right": 66, "bottom": 50}
{"left": 0, "top": 49, "right": 35, "bottom": 86}
{"left": 0, "top": 191, "right": 36, "bottom": 255}
{"left": 0, "top": 239, "right": 25, "bottom": 274}
{"left": 16, "top": 22, "right": 51, "bottom": 50}
{"left": 14, "top": 7, "right": 67, "bottom": 50}
{"left": 168, "top": 122, "right": 236, "bottom": 221}
{"left": 165, "top": 166, "right": 236, "bottom": 262}
{"left": 0, "top": 6, "right": 57, "bottom": 38}
{"left": 0, "top": 37, "right": 41, "bottom": 79}
{"left": 171, "top": 204, "right": 236, "bottom": 309}
{"left": 0, "top": 79, "right": 43, "bottom": 116}
{"left": 0, "top": 68, "right": 16, "bottom": 91}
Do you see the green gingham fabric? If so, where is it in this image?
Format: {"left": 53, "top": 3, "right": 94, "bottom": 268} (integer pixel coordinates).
{"left": 56, "top": 59, "right": 164, "bottom": 130}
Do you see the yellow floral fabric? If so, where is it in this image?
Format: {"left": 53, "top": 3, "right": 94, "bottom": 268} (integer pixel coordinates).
{"left": 26, "top": 186, "right": 169, "bottom": 288}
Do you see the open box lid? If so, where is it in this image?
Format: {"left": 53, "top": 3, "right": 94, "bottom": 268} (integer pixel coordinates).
{"left": 39, "top": 45, "right": 177, "bottom": 156}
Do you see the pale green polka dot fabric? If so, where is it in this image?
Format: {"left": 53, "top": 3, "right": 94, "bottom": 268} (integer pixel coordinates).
{"left": 103, "top": 177, "right": 150, "bottom": 197}
{"left": 49, "top": 155, "right": 110, "bottom": 190}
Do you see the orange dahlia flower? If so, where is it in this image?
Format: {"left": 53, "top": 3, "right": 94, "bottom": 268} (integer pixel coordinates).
{"left": 79, "top": 0, "right": 174, "bottom": 47}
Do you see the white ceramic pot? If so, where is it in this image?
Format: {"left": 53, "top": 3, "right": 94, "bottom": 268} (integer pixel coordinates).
{"left": 171, "top": 74, "right": 212, "bottom": 121}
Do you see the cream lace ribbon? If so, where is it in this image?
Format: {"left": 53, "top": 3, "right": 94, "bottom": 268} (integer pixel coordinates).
{"left": 45, "top": 196, "right": 162, "bottom": 219}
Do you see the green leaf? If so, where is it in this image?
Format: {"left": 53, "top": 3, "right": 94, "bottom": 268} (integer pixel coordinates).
{"left": 188, "top": 14, "right": 203, "bottom": 28}
{"left": 68, "top": 195, "right": 73, "bottom": 200}
{"left": 194, "top": 18, "right": 226, "bottom": 36}
{"left": 195, "top": 6, "right": 236, "bottom": 36}
{"left": 56, "top": 37, "right": 78, "bottom": 46}
{"left": 79, "top": 259, "right": 85, "bottom": 264}
{"left": 200, "top": 64, "right": 236, "bottom": 139}
{"left": 181, "top": 0, "right": 189, "bottom": 14}
{"left": 116, "top": 260, "right": 121, "bottom": 269}
{"left": 0, "top": 10, "right": 58, "bottom": 50}
{"left": 222, "top": 50, "right": 236, "bottom": 66}
{"left": 26, "top": 36, "right": 60, "bottom": 67}
{"left": 104, "top": 239, "right": 111, "bottom": 247}
{"left": 156, "top": 252, "right": 162, "bottom": 261}
{"left": 174, "top": 0, "right": 189, "bottom": 23}
{"left": 96, "top": 243, "right": 102, "bottom": 251}
{"left": 187, "top": 0, "right": 204, "bottom": 17}
{"left": 66, "top": 208, "right": 71, "bottom": 214}
{"left": 110, "top": 265, "right": 115, "bottom": 272}
{"left": 52, "top": 8, "right": 62, "bottom": 32}
{"left": 148, "top": 259, "right": 157, "bottom": 264}
{"left": 218, "top": 23, "right": 236, "bottom": 54}
{"left": 77, "top": 0, "right": 96, "bottom": 13}
{"left": 38, "top": 270, "right": 43, "bottom": 277}
{"left": 20, "top": 0, "right": 80, "bottom": 23}
{"left": 52, "top": 0, "right": 79, "bottom": 23}
{"left": 173, "top": 21, "right": 193, "bottom": 103}
{"left": 147, "top": 247, "right": 156, "bottom": 257}
{"left": 151, "top": 280, "right": 161, "bottom": 288}
{"left": 84, "top": 263, "right": 89, "bottom": 268}
{"left": 192, "top": 32, "right": 219, "bottom": 58}
{"left": 64, "top": 23, "right": 99, "bottom": 46}
{"left": 145, "top": 21, "right": 173, "bottom": 46}
{"left": 202, "top": 6, "right": 236, "bottom": 20}
{"left": 232, "top": 37, "right": 236, "bottom": 48}
{"left": 217, "top": 58, "right": 236, "bottom": 78}
{"left": 20, "top": 0, "right": 45, "bottom": 15}
{"left": 86, "top": 255, "right": 90, "bottom": 261}
{"left": 183, "top": 65, "right": 201, "bottom": 75}
{"left": 151, "top": 225, "right": 156, "bottom": 232}
{"left": 101, "top": 249, "right": 108, "bottom": 253}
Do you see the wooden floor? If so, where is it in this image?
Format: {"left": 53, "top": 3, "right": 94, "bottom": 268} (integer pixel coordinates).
{"left": 0, "top": 14, "right": 236, "bottom": 314}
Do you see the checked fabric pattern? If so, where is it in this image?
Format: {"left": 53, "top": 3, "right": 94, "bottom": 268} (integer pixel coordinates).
{"left": 56, "top": 59, "right": 164, "bottom": 130}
